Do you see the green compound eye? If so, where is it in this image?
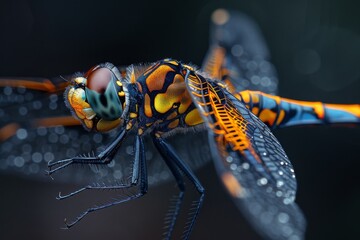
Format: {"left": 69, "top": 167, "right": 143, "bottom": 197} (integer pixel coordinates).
{"left": 85, "top": 67, "right": 122, "bottom": 120}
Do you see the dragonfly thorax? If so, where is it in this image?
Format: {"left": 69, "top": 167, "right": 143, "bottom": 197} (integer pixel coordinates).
{"left": 65, "top": 63, "right": 129, "bottom": 132}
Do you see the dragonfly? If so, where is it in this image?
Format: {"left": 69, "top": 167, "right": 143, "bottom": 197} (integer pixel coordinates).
{"left": 0, "top": 9, "right": 359, "bottom": 240}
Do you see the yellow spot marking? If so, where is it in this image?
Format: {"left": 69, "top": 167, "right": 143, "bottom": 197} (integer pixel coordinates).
{"left": 126, "top": 122, "right": 132, "bottom": 130}
{"left": 185, "top": 109, "right": 203, "bottom": 126}
{"left": 154, "top": 95, "right": 176, "bottom": 113}
{"left": 144, "top": 93, "right": 152, "bottom": 117}
{"left": 116, "top": 81, "right": 122, "bottom": 86}
{"left": 154, "top": 74, "right": 185, "bottom": 114}
{"left": 146, "top": 122, "right": 153, "bottom": 127}
{"left": 75, "top": 77, "right": 86, "bottom": 85}
{"left": 221, "top": 172, "right": 244, "bottom": 198}
{"left": 166, "top": 60, "right": 179, "bottom": 66}
{"left": 96, "top": 118, "right": 121, "bottom": 132}
{"left": 146, "top": 65, "right": 174, "bottom": 92}
{"left": 138, "top": 128, "right": 144, "bottom": 135}
{"left": 183, "top": 64, "right": 194, "bottom": 71}
{"left": 118, "top": 91, "right": 125, "bottom": 97}
{"left": 129, "top": 112, "right": 138, "bottom": 118}
{"left": 168, "top": 119, "right": 179, "bottom": 129}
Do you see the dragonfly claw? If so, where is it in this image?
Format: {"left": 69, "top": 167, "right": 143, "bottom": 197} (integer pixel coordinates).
{"left": 47, "top": 158, "right": 73, "bottom": 176}
{"left": 60, "top": 218, "right": 71, "bottom": 230}
{"left": 56, "top": 192, "right": 62, "bottom": 200}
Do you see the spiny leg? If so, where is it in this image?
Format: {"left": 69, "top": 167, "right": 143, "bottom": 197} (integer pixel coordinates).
{"left": 155, "top": 138, "right": 185, "bottom": 240}
{"left": 57, "top": 132, "right": 146, "bottom": 200}
{"left": 63, "top": 134, "right": 147, "bottom": 228}
{"left": 152, "top": 133, "right": 205, "bottom": 240}
{"left": 47, "top": 125, "right": 128, "bottom": 175}
{"left": 164, "top": 192, "right": 184, "bottom": 239}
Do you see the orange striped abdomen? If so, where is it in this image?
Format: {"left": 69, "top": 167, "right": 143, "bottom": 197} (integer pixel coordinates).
{"left": 238, "top": 90, "right": 360, "bottom": 128}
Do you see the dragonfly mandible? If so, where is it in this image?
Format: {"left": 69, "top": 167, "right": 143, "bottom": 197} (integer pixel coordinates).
{"left": 0, "top": 9, "right": 359, "bottom": 240}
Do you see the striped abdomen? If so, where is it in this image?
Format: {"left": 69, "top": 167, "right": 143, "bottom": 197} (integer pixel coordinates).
{"left": 238, "top": 90, "right": 360, "bottom": 129}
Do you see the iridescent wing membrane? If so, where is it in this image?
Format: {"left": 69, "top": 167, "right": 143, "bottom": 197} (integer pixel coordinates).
{"left": 200, "top": 10, "right": 305, "bottom": 239}
{"left": 203, "top": 9, "right": 278, "bottom": 95}
{"left": 0, "top": 76, "right": 210, "bottom": 185}
{"left": 185, "top": 72, "right": 305, "bottom": 240}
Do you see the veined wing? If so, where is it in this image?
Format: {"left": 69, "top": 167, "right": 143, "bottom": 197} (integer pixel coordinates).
{"left": 185, "top": 72, "right": 306, "bottom": 240}
{"left": 0, "top": 77, "right": 210, "bottom": 185}
{"left": 202, "top": 9, "right": 278, "bottom": 95}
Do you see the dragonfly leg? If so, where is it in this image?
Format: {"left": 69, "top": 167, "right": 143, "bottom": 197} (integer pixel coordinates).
{"left": 152, "top": 133, "right": 205, "bottom": 240}
{"left": 63, "top": 134, "right": 147, "bottom": 229}
{"left": 157, "top": 141, "right": 185, "bottom": 240}
{"left": 57, "top": 134, "right": 147, "bottom": 200}
{"left": 47, "top": 126, "right": 128, "bottom": 175}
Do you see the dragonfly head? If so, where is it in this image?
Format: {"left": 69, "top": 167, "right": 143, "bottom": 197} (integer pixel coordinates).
{"left": 65, "top": 63, "right": 129, "bottom": 132}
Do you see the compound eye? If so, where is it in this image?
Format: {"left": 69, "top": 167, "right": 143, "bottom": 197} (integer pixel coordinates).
{"left": 87, "top": 68, "right": 113, "bottom": 94}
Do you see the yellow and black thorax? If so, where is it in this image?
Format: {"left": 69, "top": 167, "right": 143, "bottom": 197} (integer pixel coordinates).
{"left": 65, "top": 59, "right": 204, "bottom": 135}
{"left": 133, "top": 59, "right": 204, "bottom": 134}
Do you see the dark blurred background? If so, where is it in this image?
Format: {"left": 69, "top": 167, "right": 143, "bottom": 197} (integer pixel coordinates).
{"left": 0, "top": 0, "right": 359, "bottom": 239}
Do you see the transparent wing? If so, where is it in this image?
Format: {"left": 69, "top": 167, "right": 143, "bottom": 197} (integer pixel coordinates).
{"left": 185, "top": 72, "right": 306, "bottom": 240}
{"left": 0, "top": 78, "right": 210, "bottom": 185}
{"left": 202, "top": 9, "right": 279, "bottom": 95}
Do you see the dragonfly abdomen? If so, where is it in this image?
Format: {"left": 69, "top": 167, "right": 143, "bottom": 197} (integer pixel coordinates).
{"left": 238, "top": 90, "right": 360, "bottom": 129}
